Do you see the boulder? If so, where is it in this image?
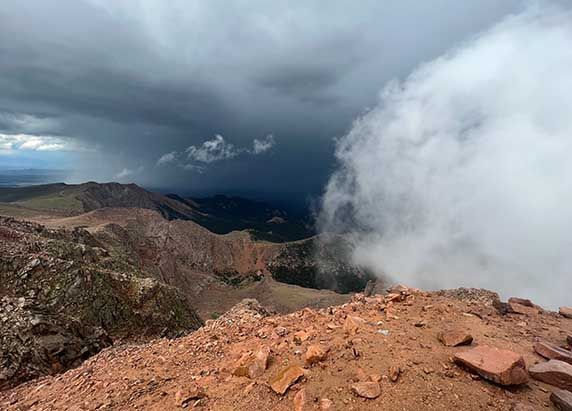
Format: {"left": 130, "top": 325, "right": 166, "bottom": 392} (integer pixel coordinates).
{"left": 529, "top": 360, "right": 572, "bottom": 391}
{"left": 305, "top": 344, "right": 329, "bottom": 365}
{"left": 350, "top": 382, "right": 381, "bottom": 399}
{"left": 568, "top": 335, "right": 572, "bottom": 349}
{"left": 269, "top": 365, "right": 305, "bottom": 395}
{"left": 438, "top": 330, "right": 473, "bottom": 347}
{"left": 454, "top": 346, "right": 529, "bottom": 385}
{"left": 550, "top": 388, "right": 572, "bottom": 411}
{"left": 560, "top": 307, "right": 572, "bottom": 319}
{"left": 534, "top": 341, "right": 572, "bottom": 365}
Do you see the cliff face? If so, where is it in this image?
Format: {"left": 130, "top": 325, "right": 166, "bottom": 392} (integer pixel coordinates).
{"left": 0, "top": 216, "right": 204, "bottom": 338}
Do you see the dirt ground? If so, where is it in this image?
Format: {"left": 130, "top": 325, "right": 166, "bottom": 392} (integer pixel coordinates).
{"left": 1, "top": 287, "right": 571, "bottom": 410}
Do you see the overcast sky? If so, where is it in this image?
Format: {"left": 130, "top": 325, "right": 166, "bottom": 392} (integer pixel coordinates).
{"left": 0, "top": 0, "right": 530, "bottom": 203}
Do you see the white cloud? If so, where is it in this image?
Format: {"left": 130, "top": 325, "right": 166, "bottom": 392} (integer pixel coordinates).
{"left": 114, "top": 166, "right": 144, "bottom": 180}
{"left": 251, "top": 134, "right": 275, "bottom": 154}
{"left": 156, "top": 151, "right": 177, "bottom": 166}
{"left": 186, "top": 134, "right": 239, "bottom": 163}
{"left": 319, "top": 4, "right": 572, "bottom": 308}
{"left": 155, "top": 134, "right": 278, "bottom": 172}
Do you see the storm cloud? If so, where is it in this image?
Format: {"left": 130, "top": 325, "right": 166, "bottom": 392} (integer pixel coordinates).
{"left": 0, "top": 0, "right": 529, "bottom": 202}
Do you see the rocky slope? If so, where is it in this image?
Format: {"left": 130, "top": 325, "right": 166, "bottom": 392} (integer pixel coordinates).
{"left": 0, "top": 215, "right": 204, "bottom": 388}
{"left": 0, "top": 216, "right": 204, "bottom": 336}
{"left": 2, "top": 286, "right": 571, "bottom": 410}
{"left": 37, "top": 208, "right": 370, "bottom": 309}
{"left": 0, "top": 296, "right": 112, "bottom": 391}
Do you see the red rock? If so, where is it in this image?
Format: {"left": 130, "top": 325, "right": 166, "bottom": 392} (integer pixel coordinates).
{"left": 560, "top": 307, "right": 572, "bottom": 319}
{"left": 534, "top": 341, "right": 572, "bottom": 365}
{"left": 174, "top": 385, "right": 206, "bottom": 407}
{"left": 293, "top": 331, "right": 310, "bottom": 345}
{"left": 453, "top": 346, "right": 529, "bottom": 385}
{"left": 507, "top": 298, "right": 539, "bottom": 315}
{"left": 294, "top": 388, "right": 307, "bottom": 411}
{"left": 550, "top": 388, "right": 572, "bottom": 411}
{"left": 350, "top": 381, "right": 381, "bottom": 399}
{"left": 389, "top": 366, "right": 401, "bottom": 382}
{"left": 438, "top": 330, "right": 473, "bottom": 347}
{"left": 388, "top": 284, "right": 411, "bottom": 294}
{"left": 248, "top": 347, "right": 270, "bottom": 378}
{"left": 509, "top": 297, "right": 535, "bottom": 307}
{"left": 344, "top": 316, "right": 364, "bottom": 335}
{"left": 305, "top": 344, "right": 328, "bottom": 365}
{"left": 529, "top": 360, "right": 572, "bottom": 390}
{"left": 274, "top": 326, "right": 288, "bottom": 337}
{"left": 320, "top": 398, "right": 334, "bottom": 410}
{"left": 386, "top": 293, "right": 404, "bottom": 303}
{"left": 269, "top": 365, "right": 305, "bottom": 395}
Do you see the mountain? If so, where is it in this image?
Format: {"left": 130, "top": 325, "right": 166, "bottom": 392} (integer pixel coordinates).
{"left": 0, "top": 184, "right": 370, "bottom": 389}
{"left": 0, "top": 182, "right": 312, "bottom": 242}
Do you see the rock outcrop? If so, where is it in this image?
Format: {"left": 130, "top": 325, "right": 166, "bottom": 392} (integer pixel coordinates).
{"left": 0, "top": 296, "right": 112, "bottom": 390}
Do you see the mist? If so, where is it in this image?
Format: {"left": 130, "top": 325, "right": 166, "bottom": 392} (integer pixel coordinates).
{"left": 319, "top": 4, "right": 572, "bottom": 308}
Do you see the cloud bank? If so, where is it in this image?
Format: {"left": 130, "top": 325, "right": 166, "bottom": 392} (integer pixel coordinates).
{"left": 319, "top": 4, "right": 572, "bottom": 308}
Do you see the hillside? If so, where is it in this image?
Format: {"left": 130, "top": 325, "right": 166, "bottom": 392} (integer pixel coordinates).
{"left": 34, "top": 208, "right": 368, "bottom": 316}
{"left": 0, "top": 183, "right": 313, "bottom": 242}
{"left": 2, "top": 286, "right": 571, "bottom": 410}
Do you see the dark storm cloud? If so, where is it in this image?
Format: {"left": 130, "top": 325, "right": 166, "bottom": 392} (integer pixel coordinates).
{"left": 0, "top": 0, "right": 527, "bottom": 203}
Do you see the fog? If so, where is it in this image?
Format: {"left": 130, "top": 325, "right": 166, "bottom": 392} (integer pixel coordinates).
{"left": 319, "top": 3, "right": 572, "bottom": 308}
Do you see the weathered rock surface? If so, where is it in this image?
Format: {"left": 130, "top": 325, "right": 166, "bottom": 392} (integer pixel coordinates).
{"left": 0, "top": 296, "right": 112, "bottom": 390}
{"left": 0, "top": 216, "right": 204, "bottom": 338}
{"left": 269, "top": 365, "right": 305, "bottom": 394}
{"left": 294, "top": 388, "right": 307, "bottom": 411}
{"left": 454, "top": 346, "right": 529, "bottom": 385}
{"left": 438, "top": 330, "right": 473, "bottom": 347}
{"left": 508, "top": 297, "right": 539, "bottom": 315}
{"left": 351, "top": 382, "right": 381, "bottom": 399}
{"left": 561, "top": 307, "right": 572, "bottom": 319}
{"left": 529, "top": 360, "right": 572, "bottom": 391}
{"left": 550, "top": 388, "right": 572, "bottom": 411}
{"left": 305, "top": 344, "right": 328, "bottom": 365}
{"left": 534, "top": 341, "right": 572, "bottom": 365}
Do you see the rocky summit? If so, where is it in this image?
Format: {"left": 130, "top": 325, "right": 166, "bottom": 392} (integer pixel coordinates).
{"left": 1, "top": 286, "right": 572, "bottom": 410}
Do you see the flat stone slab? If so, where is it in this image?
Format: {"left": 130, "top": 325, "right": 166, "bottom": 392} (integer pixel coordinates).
{"left": 560, "top": 307, "right": 572, "bottom": 319}
{"left": 550, "top": 388, "right": 572, "bottom": 411}
{"left": 534, "top": 341, "right": 572, "bottom": 365}
{"left": 454, "top": 345, "right": 529, "bottom": 385}
{"left": 508, "top": 297, "right": 539, "bottom": 315}
{"left": 438, "top": 330, "right": 473, "bottom": 347}
{"left": 269, "top": 365, "right": 305, "bottom": 395}
{"left": 350, "top": 382, "right": 381, "bottom": 399}
{"left": 529, "top": 360, "right": 572, "bottom": 391}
